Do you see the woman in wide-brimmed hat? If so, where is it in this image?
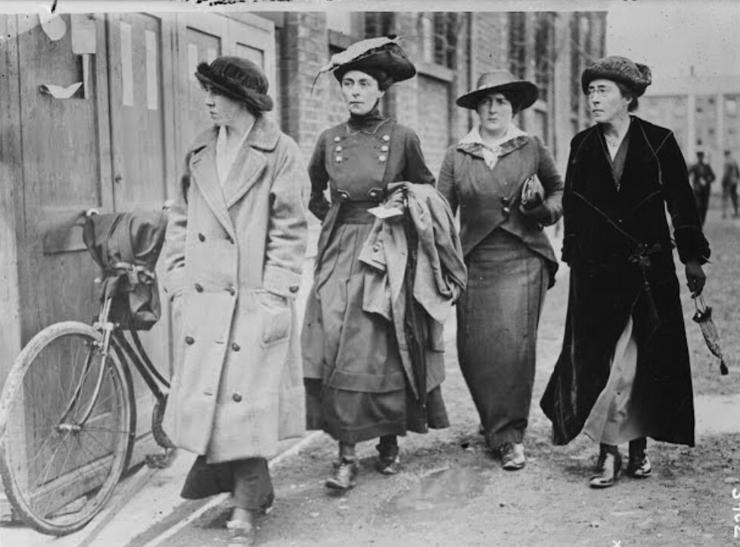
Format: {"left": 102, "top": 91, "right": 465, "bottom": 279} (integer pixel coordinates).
{"left": 301, "top": 37, "right": 463, "bottom": 491}
{"left": 438, "top": 70, "right": 563, "bottom": 470}
{"left": 162, "top": 56, "right": 308, "bottom": 544}
{"left": 540, "top": 56, "right": 710, "bottom": 489}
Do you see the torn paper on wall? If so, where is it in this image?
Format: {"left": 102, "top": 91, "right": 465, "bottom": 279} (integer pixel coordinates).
{"left": 39, "top": 82, "right": 82, "bottom": 99}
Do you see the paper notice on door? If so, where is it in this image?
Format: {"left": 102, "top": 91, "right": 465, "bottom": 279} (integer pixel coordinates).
{"left": 120, "top": 21, "right": 134, "bottom": 107}
{"left": 145, "top": 30, "right": 158, "bottom": 111}
{"left": 39, "top": 13, "right": 66, "bottom": 41}
{"left": 188, "top": 44, "right": 198, "bottom": 83}
{"left": 39, "top": 82, "right": 82, "bottom": 99}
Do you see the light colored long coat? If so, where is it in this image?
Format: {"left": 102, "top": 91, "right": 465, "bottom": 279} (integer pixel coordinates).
{"left": 162, "top": 115, "right": 308, "bottom": 464}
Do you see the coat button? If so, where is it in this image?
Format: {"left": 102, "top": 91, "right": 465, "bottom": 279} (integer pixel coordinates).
{"left": 232, "top": 393, "right": 242, "bottom": 402}
{"left": 231, "top": 342, "right": 241, "bottom": 352}
{"left": 194, "top": 283, "right": 203, "bottom": 292}
{"left": 198, "top": 233, "right": 205, "bottom": 242}
{"left": 335, "top": 156, "right": 343, "bottom": 163}
{"left": 335, "top": 145, "right": 343, "bottom": 152}
{"left": 227, "top": 286, "right": 236, "bottom": 296}
{"left": 373, "top": 244, "right": 380, "bottom": 252}
{"left": 334, "top": 136, "right": 341, "bottom": 142}
{"left": 381, "top": 144, "right": 389, "bottom": 152}
{"left": 378, "top": 155, "right": 387, "bottom": 162}
{"left": 289, "top": 285, "right": 299, "bottom": 293}
{"left": 184, "top": 336, "right": 195, "bottom": 345}
{"left": 382, "top": 135, "right": 390, "bottom": 142}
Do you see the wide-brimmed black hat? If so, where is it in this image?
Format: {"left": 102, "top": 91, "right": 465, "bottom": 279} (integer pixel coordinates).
{"left": 316, "top": 36, "right": 416, "bottom": 91}
{"left": 195, "top": 56, "right": 273, "bottom": 112}
{"left": 456, "top": 70, "right": 539, "bottom": 111}
{"left": 581, "top": 56, "right": 652, "bottom": 97}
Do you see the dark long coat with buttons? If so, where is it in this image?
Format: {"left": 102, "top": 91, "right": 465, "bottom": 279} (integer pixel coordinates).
{"left": 540, "top": 116, "right": 710, "bottom": 447}
{"left": 162, "top": 115, "right": 309, "bottom": 463}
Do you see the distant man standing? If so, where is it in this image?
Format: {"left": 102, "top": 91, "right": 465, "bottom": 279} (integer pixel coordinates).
{"left": 688, "top": 150, "right": 716, "bottom": 225}
{"left": 721, "top": 149, "right": 739, "bottom": 218}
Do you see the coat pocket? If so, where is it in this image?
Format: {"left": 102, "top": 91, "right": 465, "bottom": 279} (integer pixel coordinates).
{"left": 257, "top": 291, "right": 291, "bottom": 347}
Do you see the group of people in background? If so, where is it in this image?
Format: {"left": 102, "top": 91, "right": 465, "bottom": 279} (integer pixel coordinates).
{"left": 160, "top": 36, "right": 711, "bottom": 545}
{"left": 689, "top": 147, "right": 740, "bottom": 222}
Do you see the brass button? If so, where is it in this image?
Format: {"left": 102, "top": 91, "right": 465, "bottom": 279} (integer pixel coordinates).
{"left": 232, "top": 392, "right": 243, "bottom": 402}
{"left": 198, "top": 233, "right": 205, "bottom": 242}
{"left": 382, "top": 135, "right": 390, "bottom": 142}
{"left": 185, "top": 336, "right": 195, "bottom": 345}
{"left": 381, "top": 145, "right": 389, "bottom": 152}
{"left": 373, "top": 244, "right": 380, "bottom": 252}
{"left": 335, "top": 156, "right": 343, "bottom": 163}
{"left": 333, "top": 136, "right": 341, "bottom": 142}
{"left": 289, "top": 285, "right": 299, "bottom": 293}
{"left": 231, "top": 342, "right": 241, "bottom": 352}
{"left": 335, "top": 145, "right": 343, "bottom": 152}
{"left": 378, "top": 155, "right": 387, "bottom": 162}
{"left": 194, "top": 283, "right": 203, "bottom": 292}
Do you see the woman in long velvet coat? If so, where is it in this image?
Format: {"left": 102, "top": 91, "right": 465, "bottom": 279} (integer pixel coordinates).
{"left": 540, "top": 56, "right": 710, "bottom": 489}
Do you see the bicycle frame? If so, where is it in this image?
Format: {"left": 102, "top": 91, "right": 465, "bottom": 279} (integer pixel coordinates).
{"left": 58, "top": 296, "right": 170, "bottom": 430}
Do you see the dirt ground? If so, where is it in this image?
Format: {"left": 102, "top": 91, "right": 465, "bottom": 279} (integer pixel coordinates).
{"left": 153, "top": 212, "right": 740, "bottom": 547}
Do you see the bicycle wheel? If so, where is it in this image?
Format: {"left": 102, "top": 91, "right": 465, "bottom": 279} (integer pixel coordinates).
{"left": 0, "top": 321, "right": 135, "bottom": 536}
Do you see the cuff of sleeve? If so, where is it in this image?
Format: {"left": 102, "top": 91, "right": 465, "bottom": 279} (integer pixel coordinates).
{"left": 675, "top": 226, "right": 711, "bottom": 264}
{"left": 164, "top": 267, "right": 186, "bottom": 300}
{"left": 524, "top": 203, "right": 555, "bottom": 225}
{"left": 561, "top": 235, "right": 577, "bottom": 264}
{"left": 263, "top": 264, "right": 302, "bottom": 298}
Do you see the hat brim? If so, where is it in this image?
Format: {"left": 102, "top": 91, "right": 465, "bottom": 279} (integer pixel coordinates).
{"left": 332, "top": 47, "right": 416, "bottom": 86}
{"left": 456, "top": 81, "right": 539, "bottom": 111}
{"left": 581, "top": 68, "right": 647, "bottom": 97}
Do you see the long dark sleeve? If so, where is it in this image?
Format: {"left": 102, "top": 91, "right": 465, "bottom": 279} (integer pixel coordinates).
{"left": 307, "top": 132, "right": 330, "bottom": 221}
{"left": 527, "top": 137, "right": 564, "bottom": 226}
{"left": 436, "top": 147, "right": 458, "bottom": 214}
{"left": 402, "top": 129, "right": 435, "bottom": 184}
{"left": 659, "top": 132, "right": 711, "bottom": 264}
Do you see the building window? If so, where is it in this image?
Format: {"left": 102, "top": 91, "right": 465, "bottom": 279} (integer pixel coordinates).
{"left": 420, "top": 14, "right": 434, "bottom": 63}
{"left": 534, "top": 12, "right": 555, "bottom": 102}
{"left": 364, "top": 12, "right": 394, "bottom": 38}
{"left": 509, "top": 12, "right": 527, "bottom": 80}
{"left": 726, "top": 98, "right": 738, "bottom": 115}
{"left": 432, "top": 13, "right": 458, "bottom": 68}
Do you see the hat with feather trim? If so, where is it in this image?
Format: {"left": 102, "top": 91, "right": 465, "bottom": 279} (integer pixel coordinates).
{"left": 313, "top": 36, "right": 416, "bottom": 92}
{"left": 195, "top": 56, "right": 273, "bottom": 112}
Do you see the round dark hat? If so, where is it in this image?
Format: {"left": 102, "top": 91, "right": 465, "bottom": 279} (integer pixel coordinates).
{"left": 456, "top": 70, "right": 539, "bottom": 111}
{"left": 321, "top": 37, "right": 416, "bottom": 90}
{"left": 581, "top": 56, "right": 652, "bottom": 97}
{"left": 195, "top": 56, "right": 273, "bottom": 112}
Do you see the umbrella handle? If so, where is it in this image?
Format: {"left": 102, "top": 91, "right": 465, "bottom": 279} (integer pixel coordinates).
{"left": 692, "top": 293, "right": 707, "bottom": 314}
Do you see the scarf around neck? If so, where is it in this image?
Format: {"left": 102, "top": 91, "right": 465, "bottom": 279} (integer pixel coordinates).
{"left": 459, "top": 124, "right": 527, "bottom": 169}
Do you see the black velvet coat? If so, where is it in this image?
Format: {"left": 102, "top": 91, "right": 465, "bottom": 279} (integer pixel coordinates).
{"left": 540, "top": 116, "right": 710, "bottom": 447}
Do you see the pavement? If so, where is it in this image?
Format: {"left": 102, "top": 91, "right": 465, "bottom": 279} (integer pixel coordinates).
{"left": 2, "top": 222, "right": 740, "bottom": 546}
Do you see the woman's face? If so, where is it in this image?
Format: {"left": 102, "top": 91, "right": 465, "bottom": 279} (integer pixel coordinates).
{"left": 587, "top": 78, "right": 631, "bottom": 124}
{"left": 203, "top": 86, "right": 245, "bottom": 127}
{"left": 341, "top": 70, "right": 385, "bottom": 116}
{"left": 476, "top": 92, "right": 513, "bottom": 137}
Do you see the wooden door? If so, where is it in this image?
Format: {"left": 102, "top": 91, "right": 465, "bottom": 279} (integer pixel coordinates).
{"left": 106, "top": 12, "right": 176, "bottom": 453}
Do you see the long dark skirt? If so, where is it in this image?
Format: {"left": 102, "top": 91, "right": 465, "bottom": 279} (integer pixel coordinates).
{"left": 303, "top": 207, "right": 448, "bottom": 444}
{"left": 457, "top": 229, "right": 548, "bottom": 449}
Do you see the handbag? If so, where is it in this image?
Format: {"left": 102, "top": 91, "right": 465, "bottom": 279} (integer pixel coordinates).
{"left": 520, "top": 174, "right": 544, "bottom": 210}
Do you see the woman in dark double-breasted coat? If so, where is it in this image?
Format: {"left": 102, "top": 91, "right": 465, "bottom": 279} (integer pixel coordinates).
{"left": 301, "top": 37, "right": 456, "bottom": 491}
{"left": 540, "top": 56, "right": 710, "bottom": 489}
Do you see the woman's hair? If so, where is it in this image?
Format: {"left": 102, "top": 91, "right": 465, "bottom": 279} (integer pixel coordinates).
{"left": 614, "top": 81, "right": 639, "bottom": 112}
{"left": 476, "top": 90, "right": 522, "bottom": 115}
{"left": 200, "top": 83, "right": 263, "bottom": 118}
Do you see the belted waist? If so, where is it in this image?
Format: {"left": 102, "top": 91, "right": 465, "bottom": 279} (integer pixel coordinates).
{"left": 337, "top": 201, "right": 376, "bottom": 224}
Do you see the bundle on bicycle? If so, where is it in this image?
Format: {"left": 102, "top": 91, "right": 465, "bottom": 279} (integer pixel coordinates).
{"left": 0, "top": 209, "right": 173, "bottom": 536}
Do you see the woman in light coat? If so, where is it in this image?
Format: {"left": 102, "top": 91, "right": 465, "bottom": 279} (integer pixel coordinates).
{"left": 162, "top": 56, "right": 308, "bottom": 544}
{"left": 438, "top": 71, "right": 563, "bottom": 471}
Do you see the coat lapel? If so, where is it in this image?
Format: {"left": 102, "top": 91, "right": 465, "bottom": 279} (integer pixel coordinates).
{"left": 189, "top": 139, "right": 237, "bottom": 240}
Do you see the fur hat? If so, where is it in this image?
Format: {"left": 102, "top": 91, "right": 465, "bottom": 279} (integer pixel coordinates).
{"left": 581, "top": 56, "right": 652, "bottom": 97}
{"left": 316, "top": 36, "right": 416, "bottom": 91}
{"left": 456, "top": 70, "right": 539, "bottom": 111}
{"left": 195, "top": 56, "right": 273, "bottom": 112}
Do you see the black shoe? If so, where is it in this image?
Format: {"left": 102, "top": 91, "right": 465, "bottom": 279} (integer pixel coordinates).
{"left": 589, "top": 448, "right": 621, "bottom": 489}
{"left": 325, "top": 459, "right": 358, "bottom": 490}
{"left": 375, "top": 443, "right": 401, "bottom": 475}
{"left": 626, "top": 453, "right": 652, "bottom": 478}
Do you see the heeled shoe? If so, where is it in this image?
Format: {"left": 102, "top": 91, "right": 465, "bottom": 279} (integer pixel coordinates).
{"left": 226, "top": 519, "right": 257, "bottom": 545}
{"left": 589, "top": 450, "right": 622, "bottom": 489}
{"left": 325, "top": 458, "right": 358, "bottom": 490}
{"left": 626, "top": 453, "right": 652, "bottom": 478}
{"left": 375, "top": 443, "right": 401, "bottom": 475}
{"left": 500, "top": 442, "right": 526, "bottom": 471}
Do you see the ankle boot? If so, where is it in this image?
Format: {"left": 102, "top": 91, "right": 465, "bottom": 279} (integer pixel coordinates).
{"left": 375, "top": 437, "right": 401, "bottom": 475}
{"left": 627, "top": 438, "right": 652, "bottom": 478}
{"left": 589, "top": 444, "right": 621, "bottom": 488}
{"left": 325, "top": 458, "right": 358, "bottom": 490}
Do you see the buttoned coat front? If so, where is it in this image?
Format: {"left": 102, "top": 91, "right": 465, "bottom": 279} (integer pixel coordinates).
{"left": 162, "top": 116, "right": 309, "bottom": 464}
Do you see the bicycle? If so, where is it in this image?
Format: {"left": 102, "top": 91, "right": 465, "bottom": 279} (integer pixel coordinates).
{"left": 0, "top": 209, "right": 175, "bottom": 536}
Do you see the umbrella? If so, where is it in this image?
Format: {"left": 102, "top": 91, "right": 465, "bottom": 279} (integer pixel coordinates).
{"left": 692, "top": 294, "right": 729, "bottom": 375}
